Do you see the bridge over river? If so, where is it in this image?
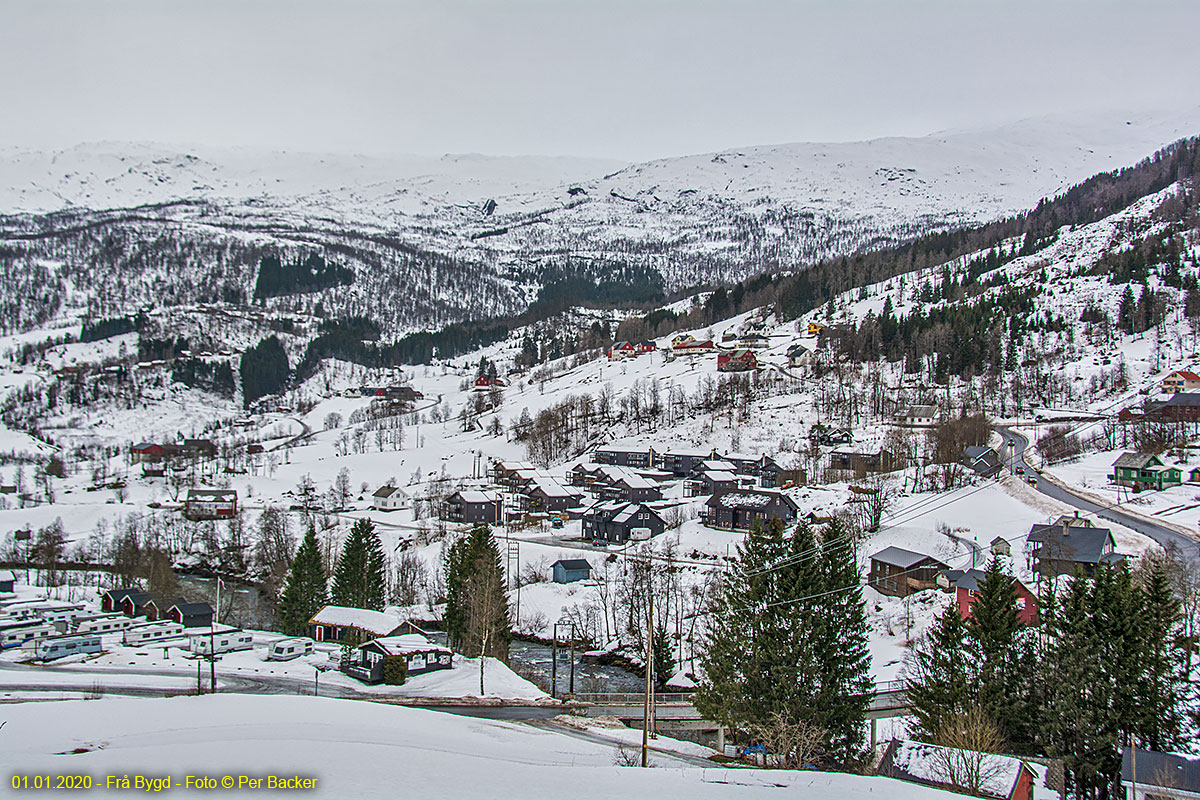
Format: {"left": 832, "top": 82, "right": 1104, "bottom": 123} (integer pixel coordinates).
{"left": 571, "top": 680, "right": 912, "bottom": 750}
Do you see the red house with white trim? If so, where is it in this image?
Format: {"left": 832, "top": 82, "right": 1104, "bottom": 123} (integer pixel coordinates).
{"left": 674, "top": 339, "right": 715, "bottom": 355}
{"left": 608, "top": 341, "right": 636, "bottom": 360}
{"left": 717, "top": 349, "right": 757, "bottom": 372}
{"left": 1162, "top": 370, "right": 1200, "bottom": 393}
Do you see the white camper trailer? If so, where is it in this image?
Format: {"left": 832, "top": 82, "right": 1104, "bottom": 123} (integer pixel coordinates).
{"left": 189, "top": 629, "right": 253, "bottom": 655}
{"left": 73, "top": 613, "right": 136, "bottom": 635}
{"left": 267, "top": 637, "right": 313, "bottom": 661}
{"left": 32, "top": 633, "right": 103, "bottom": 661}
{"left": 121, "top": 621, "right": 185, "bottom": 646}
{"left": 0, "top": 619, "right": 55, "bottom": 649}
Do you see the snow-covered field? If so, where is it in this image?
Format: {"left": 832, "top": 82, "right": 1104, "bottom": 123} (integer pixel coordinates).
{"left": 0, "top": 694, "right": 967, "bottom": 799}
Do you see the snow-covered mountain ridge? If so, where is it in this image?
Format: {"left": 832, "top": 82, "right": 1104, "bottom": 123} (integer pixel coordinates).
{"left": 1, "top": 107, "right": 1198, "bottom": 336}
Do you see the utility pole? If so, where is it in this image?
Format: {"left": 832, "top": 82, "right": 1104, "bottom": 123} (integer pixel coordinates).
{"left": 642, "top": 559, "right": 654, "bottom": 767}
{"left": 551, "top": 627, "right": 558, "bottom": 698}
{"left": 209, "top": 578, "right": 221, "bottom": 693}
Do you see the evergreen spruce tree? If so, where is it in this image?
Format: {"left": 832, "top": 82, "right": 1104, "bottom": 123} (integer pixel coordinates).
{"left": 906, "top": 603, "right": 977, "bottom": 739}
{"left": 808, "top": 517, "right": 873, "bottom": 763}
{"left": 697, "top": 518, "right": 871, "bottom": 769}
{"left": 1042, "top": 569, "right": 1122, "bottom": 799}
{"left": 1136, "top": 560, "right": 1184, "bottom": 750}
{"left": 966, "top": 556, "right": 1036, "bottom": 751}
{"left": 330, "top": 518, "right": 386, "bottom": 611}
{"left": 277, "top": 524, "right": 328, "bottom": 636}
{"left": 444, "top": 524, "right": 510, "bottom": 658}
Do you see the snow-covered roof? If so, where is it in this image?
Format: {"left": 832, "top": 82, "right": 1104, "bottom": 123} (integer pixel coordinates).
{"left": 888, "top": 740, "right": 1025, "bottom": 799}
{"left": 366, "top": 634, "right": 448, "bottom": 656}
{"left": 700, "top": 470, "right": 738, "bottom": 482}
{"left": 1111, "top": 451, "right": 1159, "bottom": 469}
{"left": 309, "top": 605, "right": 405, "bottom": 636}
{"left": 454, "top": 490, "right": 500, "bottom": 504}
{"left": 715, "top": 492, "right": 768, "bottom": 508}
{"left": 187, "top": 489, "right": 237, "bottom": 502}
{"left": 598, "top": 465, "right": 657, "bottom": 490}
{"left": 529, "top": 477, "right": 577, "bottom": 498}
{"left": 0, "top": 570, "right": 14, "bottom": 583}
{"left": 870, "top": 546, "right": 939, "bottom": 569}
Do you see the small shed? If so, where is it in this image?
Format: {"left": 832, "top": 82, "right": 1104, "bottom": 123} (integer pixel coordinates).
{"left": 167, "top": 601, "right": 215, "bottom": 628}
{"left": 101, "top": 587, "right": 140, "bottom": 613}
{"left": 144, "top": 596, "right": 185, "bottom": 622}
{"left": 989, "top": 536, "right": 1011, "bottom": 557}
{"left": 0, "top": 569, "right": 15, "bottom": 594}
{"left": 552, "top": 559, "right": 592, "bottom": 584}
{"left": 119, "top": 591, "right": 154, "bottom": 618}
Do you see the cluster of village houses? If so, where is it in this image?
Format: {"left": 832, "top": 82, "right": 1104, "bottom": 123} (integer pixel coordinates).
{"left": 1107, "top": 369, "right": 1200, "bottom": 491}
{"left": 603, "top": 319, "right": 826, "bottom": 373}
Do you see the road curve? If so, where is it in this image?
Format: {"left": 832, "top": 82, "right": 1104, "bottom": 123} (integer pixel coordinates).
{"left": 998, "top": 426, "right": 1200, "bottom": 565}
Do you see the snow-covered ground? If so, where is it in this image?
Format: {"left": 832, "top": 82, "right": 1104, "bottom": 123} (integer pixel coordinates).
{"left": 1043, "top": 448, "right": 1200, "bottom": 530}
{"left": 0, "top": 694, "right": 970, "bottom": 799}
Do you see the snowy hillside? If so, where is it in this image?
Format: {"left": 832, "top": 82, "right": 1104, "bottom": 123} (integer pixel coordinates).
{"left": 2, "top": 695, "right": 967, "bottom": 799}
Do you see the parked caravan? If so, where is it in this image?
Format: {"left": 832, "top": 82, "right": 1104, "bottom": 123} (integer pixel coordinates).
{"left": 267, "top": 637, "right": 313, "bottom": 661}
{"left": 1, "top": 601, "right": 83, "bottom": 622}
{"left": 0, "top": 619, "right": 55, "bottom": 649}
{"left": 73, "top": 614, "right": 136, "bottom": 635}
{"left": 121, "top": 621, "right": 185, "bottom": 646}
{"left": 32, "top": 633, "right": 103, "bottom": 661}
{"left": 39, "top": 605, "right": 88, "bottom": 627}
{"left": 189, "top": 629, "right": 253, "bottom": 655}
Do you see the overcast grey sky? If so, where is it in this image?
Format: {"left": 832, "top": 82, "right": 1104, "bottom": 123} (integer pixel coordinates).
{"left": 2, "top": 0, "right": 1198, "bottom": 161}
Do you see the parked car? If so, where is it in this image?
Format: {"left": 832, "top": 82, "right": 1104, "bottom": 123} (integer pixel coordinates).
{"left": 1016, "top": 467, "right": 1025, "bottom": 476}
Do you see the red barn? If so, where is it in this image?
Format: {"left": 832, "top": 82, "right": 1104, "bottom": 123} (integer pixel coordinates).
{"left": 717, "top": 349, "right": 758, "bottom": 372}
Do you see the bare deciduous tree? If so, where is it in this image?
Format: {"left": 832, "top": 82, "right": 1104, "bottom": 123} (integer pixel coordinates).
{"left": 932, "top": 706, "right": 1008, "bottom": 796}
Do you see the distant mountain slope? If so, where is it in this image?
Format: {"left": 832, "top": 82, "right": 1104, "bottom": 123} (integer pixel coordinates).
{"left": 0, "top": 107, "right": 1197, "bottom": 336}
